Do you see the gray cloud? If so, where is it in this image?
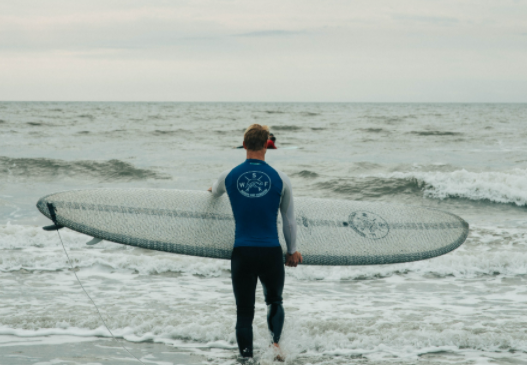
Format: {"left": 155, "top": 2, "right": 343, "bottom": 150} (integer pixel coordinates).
{"left": 0, "top": 15, "right": 226, "bottom": 51}
{"left": 0, "top": 0, "right": 526, "bottom": 102}
{"left": 392, "top": 15, "right": 459, "bottom": 25}
{"left": 235, "top": 30, "right": 305, "bottom": 37}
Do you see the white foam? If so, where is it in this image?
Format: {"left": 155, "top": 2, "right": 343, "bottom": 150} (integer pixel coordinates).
{"left": 0, "top": 329, "right": 103, "bottom": 346}
{"left": 2, "top": 223, "right": 527, "bottom": 363}
{"left": 1, "top": 224, "right": 526, "bottom": 279}
{"left": 374, "top": 169, "right": 527, "bottom": 206}
{"left": 0, "top": 224, "right": 230, "bottom": 276}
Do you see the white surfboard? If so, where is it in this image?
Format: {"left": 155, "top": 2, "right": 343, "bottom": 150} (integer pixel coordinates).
{"left": 37, "top": 189, "right": 468, "bottom": 265}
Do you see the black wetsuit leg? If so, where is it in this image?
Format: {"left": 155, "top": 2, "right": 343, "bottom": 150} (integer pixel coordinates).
{"left": 231, "top": 247, "right": 258, "bottom": 358}
{"left": 259, "top": 248, "right": 285, "bottom": 344}
{"left": 231, "top": 246, "right": 285, "bottom": 357}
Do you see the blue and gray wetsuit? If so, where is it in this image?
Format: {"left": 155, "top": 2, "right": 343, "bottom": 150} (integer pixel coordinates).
{"left": 211, "top": 158, "right": 297, "bottom": 357}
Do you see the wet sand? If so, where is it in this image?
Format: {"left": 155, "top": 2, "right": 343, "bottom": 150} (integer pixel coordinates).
{"left": 0, "top": 335, "right": 208, "bottom": 365}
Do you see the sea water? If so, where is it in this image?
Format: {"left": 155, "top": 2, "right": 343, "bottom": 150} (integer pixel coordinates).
{"left": 1, "top": 102, "right": 526, "bottom": 364}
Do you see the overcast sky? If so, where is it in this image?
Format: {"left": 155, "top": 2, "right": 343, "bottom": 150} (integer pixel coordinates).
{"left": 0, "top": 0, "right": 526, "bottom": 102}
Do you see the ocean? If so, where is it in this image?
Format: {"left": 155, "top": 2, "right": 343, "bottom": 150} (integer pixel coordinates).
{"left": 1, "top": 102, "right": 526, "bottom": 365}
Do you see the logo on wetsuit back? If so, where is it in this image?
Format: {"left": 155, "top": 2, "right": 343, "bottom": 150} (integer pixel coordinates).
{"left": 348, "top": 211, "right": 389, "bottom": 239}
{"left": 237, "top": 171, "right": 271, "bottom": 198}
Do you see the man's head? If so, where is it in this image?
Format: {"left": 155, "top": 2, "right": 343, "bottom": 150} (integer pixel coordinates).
{"left": 243, "top": 124, "right": 270, "bottom": 151}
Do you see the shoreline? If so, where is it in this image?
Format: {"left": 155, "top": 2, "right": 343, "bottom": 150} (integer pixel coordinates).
{"left": 0, "top": 335, "right": 210, "bottom": 365}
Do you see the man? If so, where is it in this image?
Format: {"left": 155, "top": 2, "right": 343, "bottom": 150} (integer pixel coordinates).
{"left": 208, "top": 124, "right": 302, "bottom": 359}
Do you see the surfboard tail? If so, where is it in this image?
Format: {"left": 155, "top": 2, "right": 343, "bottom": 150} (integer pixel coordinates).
{"left": 36, "top": 196, "right": 53, "bottom": 220}
{"left": 37, "top": 195, "right": 66, "bottom": 231}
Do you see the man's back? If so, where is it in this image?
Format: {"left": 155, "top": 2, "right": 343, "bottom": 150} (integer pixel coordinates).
{"left": 211, "top": 158, "right": 296, "bottom": 253}
{"left": 226, "top": 159, "right": 282, "bottom": 247}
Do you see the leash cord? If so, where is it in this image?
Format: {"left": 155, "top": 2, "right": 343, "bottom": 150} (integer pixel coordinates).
{"left": 55, "top": 228, "right": 147, "bottom": 365}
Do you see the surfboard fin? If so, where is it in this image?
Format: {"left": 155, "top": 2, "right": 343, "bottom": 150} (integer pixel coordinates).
{"left": 43, "top": 224, "right": 64, "bottom": 231}
{"left": 86, "top": 237, "right": 103, "bottom": 246}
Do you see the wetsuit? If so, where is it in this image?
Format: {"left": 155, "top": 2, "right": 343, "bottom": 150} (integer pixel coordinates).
{"left": 267, "top": 140, "right": 277, "bottom": 149}
{"left": 211, "top": 159, "right": 297, "bottom": 358}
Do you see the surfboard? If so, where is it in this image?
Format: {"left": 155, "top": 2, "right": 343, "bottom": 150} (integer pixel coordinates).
{"left": 37, "top": 189, "right": 468, "bottom": 265}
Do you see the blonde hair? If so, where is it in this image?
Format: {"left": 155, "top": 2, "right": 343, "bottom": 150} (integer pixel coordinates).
{"left": 244, "top": 124, "right": 270, "bottom": 151}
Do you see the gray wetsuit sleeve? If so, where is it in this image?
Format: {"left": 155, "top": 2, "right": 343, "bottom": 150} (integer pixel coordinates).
{"left": 277, "top": 170, "right": 297, "bottom": 254}
{"left": 211, "top": 170, "right": 230, "bottom": 197}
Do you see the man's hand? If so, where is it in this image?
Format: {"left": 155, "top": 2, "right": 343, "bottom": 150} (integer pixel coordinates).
{"left": 285, "top": 251, "right": 303, "bottom": 267}
{"left": 207, "top": 187, "right": 212, "bottom": 192}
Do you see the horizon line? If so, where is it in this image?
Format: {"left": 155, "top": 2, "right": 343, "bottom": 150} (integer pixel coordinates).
{"left": 1, "top": 100, "right": 526, "bottom": 104}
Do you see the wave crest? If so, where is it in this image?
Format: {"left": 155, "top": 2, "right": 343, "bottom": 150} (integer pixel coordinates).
{"left": 0, "top": 156, "right": 169, "bottom": 182}
{"left": 316, "top": 177, "right": 421, "bottom": 199}
{"left": 376, "top": 169, "right": 527, "bottom": 206}
{"left": 271, "top": 125, "right": 302, "bottom": 131}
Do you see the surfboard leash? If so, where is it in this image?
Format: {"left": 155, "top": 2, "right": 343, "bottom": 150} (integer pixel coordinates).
{"left": 46, "top": 203, "right": 147, "bottom": 365}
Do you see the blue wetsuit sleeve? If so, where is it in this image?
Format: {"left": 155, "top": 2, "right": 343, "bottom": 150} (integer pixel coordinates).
{"left": 211, "top": 169, "right": 230, "bottom": 197}
{"left": 277, "top": 171, "right": 297, "bottom": 254}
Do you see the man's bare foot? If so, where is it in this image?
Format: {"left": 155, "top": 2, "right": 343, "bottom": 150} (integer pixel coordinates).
{"left": 272, "top": 343, "right": 285, "bottom": 362}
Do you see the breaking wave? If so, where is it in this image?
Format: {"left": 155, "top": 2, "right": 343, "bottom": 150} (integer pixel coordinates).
{"left": 263, "top": 110, "right": 285, "bottom": 114}
{"left": 410, "top": 131, "right": 462, "bottom": 136}
{"left": 151, "top": 129, "right": 190, "bottom": 136}
{"left": 315, "top": 177, "right": 421, "bottom": 200}
{"left": 271, "top": 125, "right": 302, "bottom": 131}
{"left": 359, "top": 128, "right": 388, "bottom": 133}
{"left": 78, "top": 114, "right": 95, "bottom": 119}
{"left": 0, "top": 156, "right": 169, "bottom": 182}
{"left": 375, "top": 169, "right": 527, "bottom": 206}
{"left": 317, "top": 169, "right": 527, "bottom": 206}
{"left": 294, "top": 170, "right": 319, "bottom": 179}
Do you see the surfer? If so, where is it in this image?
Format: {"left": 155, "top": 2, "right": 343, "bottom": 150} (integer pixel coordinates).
{"left": 209, "top": 124, "right": 301, "bottom": 360}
